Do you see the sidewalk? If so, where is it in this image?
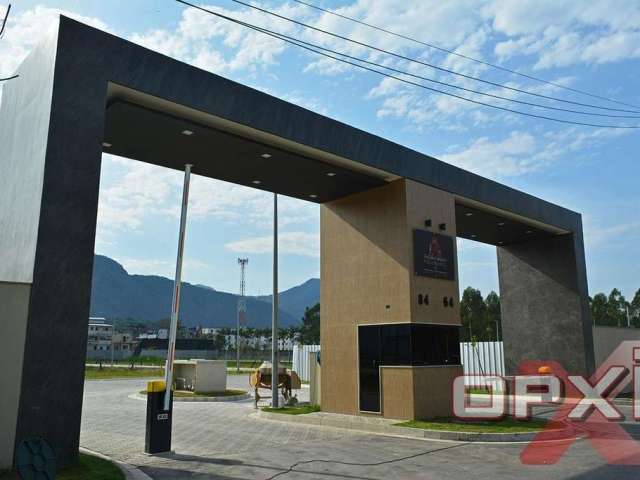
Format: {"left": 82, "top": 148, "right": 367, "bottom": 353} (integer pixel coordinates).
{"left": 252, "top": 409, "right": 572, "bottom": 443}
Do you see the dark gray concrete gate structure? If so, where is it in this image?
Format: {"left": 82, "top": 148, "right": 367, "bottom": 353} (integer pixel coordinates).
{"left": 0, "top": 17, "right": 594, "bottom": 468}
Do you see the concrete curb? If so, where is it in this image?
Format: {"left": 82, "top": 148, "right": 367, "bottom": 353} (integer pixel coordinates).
{"left": 253, "top": 410, "right": 577, "bottom": 443}
{"left": 131, "top": 392, "right": 252, "bottom": 403}
{"left": 472, "top": 392, "right": 634, "bottom": 407}
{"left": 79, "top": 447, "right": 152, "bottom": 480}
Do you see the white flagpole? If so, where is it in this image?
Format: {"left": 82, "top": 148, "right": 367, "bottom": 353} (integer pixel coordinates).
{"left": 164, "top": 163, "right": 192, "bottom": 411}
{"left": 271, "top": 193, "right": 279, "bottom": 407}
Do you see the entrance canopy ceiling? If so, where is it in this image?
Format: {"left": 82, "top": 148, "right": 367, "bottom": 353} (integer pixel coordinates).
{"left": 455, "top": 202, "right": 559, "bottom": 245}
{"left": 80, "top": 11, "right": 579, "bottom": 243}
{"left": 102, "top": 92, "right": 567, "bottom": 247}
{"left": 103, "top": 100, "right": 386, "bottom": 204}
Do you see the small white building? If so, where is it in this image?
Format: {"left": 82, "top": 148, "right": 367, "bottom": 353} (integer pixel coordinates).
{"left": 137, "top": 333, "right": 158, "bottom": 340}
{"left": 201, "top": 327, "right": 220, "bottom": 336}
{"left": 112, "top": 332, "right": 138, "bottom": 355}
{"left": 87, "top": 317, "right": 113, "bottom": 352}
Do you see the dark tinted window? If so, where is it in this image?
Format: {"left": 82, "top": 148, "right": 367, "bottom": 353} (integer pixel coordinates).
{"left": 358, "top": 325, "right": 381, "bottom": 412}
{"left": 358, "top": 323, "right": 460, "bottom": 411}
{"left": 411, "top": 324, "right": 461, "bottom": 366}
{"left": 380, "top": 323, "right": 411, "bottom": 365}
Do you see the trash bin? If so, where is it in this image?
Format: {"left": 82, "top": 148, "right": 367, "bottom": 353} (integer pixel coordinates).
{"left": 145, "top": 380, "right": 173, "bottom": 454}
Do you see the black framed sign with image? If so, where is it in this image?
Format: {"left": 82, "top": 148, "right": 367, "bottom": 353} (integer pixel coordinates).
{"left": 413, "top": 229, "right": 455, "bottom": 280}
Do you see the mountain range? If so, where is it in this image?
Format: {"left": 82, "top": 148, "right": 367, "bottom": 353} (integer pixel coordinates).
{"left": 90, "top": 255, "right": 319, "bottom": 328}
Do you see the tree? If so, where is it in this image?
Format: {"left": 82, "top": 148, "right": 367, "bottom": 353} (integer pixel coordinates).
{"left": 590, "top": 293, "right": 609, "bottom": 326}
{"left": 485, "top": 291, "right": 502, "bottom": 341}
{"left": 460, "top": 287, "right": 487, "bottom": 342}
{"left": 607, "top": 288, "right": 627, "bottom": 327}
{"left": 631, "top": 289, "right": 640, "bottom": 328}
{"left": 299, "top": 303, "right": 320, "bottom": 345}
{"left": 282, "top": 326, "right": 299, "bottom": 346}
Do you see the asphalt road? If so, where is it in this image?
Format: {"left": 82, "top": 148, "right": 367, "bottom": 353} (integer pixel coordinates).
{"left": 80, "top": 378, "right": 640, "bottom": 479}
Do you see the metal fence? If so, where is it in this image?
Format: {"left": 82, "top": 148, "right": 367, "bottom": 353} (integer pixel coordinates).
{"left": 292, "top": 344, "right": 321, "bottom": 381}
{"left": 460, "top": 341, "right": 505, "bottom": 388}
{"left": 292, "top": 342, "right": 506, "bottom": 384}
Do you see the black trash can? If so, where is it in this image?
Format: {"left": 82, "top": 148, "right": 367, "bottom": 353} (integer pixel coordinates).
{"left": 145, "top": 380, "right": 173, "bottom": 454}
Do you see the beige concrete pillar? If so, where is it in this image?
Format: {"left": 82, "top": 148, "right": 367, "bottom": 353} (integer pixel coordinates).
{"left": 320, "top": 179, "right": 462, "bottom": 419}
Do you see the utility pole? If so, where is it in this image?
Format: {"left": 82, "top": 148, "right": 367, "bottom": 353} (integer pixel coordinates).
{"left": 163, "top": 164, "right": 192, "bottom": 412}
{"left": 271, "top": 193, "right": 279, "bottom": 408}
{"left": 110, "top": 325, "right": 114, "bottom": 366}
{"left": 237, "top": 258, "right": 249, "bottom": 373}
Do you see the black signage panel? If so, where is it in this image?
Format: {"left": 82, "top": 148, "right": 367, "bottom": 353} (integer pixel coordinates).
{"left": 413, "top": 229, "right": 455, "bottom": 280}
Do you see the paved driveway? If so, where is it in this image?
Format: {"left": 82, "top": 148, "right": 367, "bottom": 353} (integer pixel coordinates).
{"left": 81, "top": 378, "right": 640, "bottom": 479}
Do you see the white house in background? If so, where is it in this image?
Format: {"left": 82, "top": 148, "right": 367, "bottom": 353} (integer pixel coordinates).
{"left": 137, "top": 333, "right": 157, "bottom": 340}
{"left": 111, "top": 333, "right": 138, "bottom": 354}
{"left": 223, "top": 334, "right": 297, "bottom": 350}
{"left": 87, "top": 317, "right": 113, "bottom": 351}
{"left": 137, "top": 328, "right": 169, "bottom": 341}
{"left": 201, "top": 327, "right": 220, "bottom": 336}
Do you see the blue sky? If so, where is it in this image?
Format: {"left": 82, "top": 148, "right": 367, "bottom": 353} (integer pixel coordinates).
{"left": 1, "top": 1, "right": 638, "bottom": 299}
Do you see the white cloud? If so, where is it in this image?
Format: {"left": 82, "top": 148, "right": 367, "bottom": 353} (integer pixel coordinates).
{"left": 581, "top": 31, "right": 640, "bottom": 65}
{"left": 6, "top": 2, "right": 636, "bottom": 133}
{"left": 96, "top": 155, "right": 318, "bottom": 238}
{"left": 487, "top": 0, "right": 640, "bottom": 69}
{"left": 0, "top": 5, "right": 110, "bottom": 102}
{"left": 440, "top": 131, "right": 539, "bottom": 177}
{"left": 96, "top": 155, "right": 179, "bottom": 234}
{"left": 439, "top": 127, "right": 631, "bottom": 179}
{"left": 225, "top": 231, "right": 319, "bottom": 257}
{"left": 128, "top": 2, "right": 309, "bottom": 75}
{"left": 583, "top": 219, "right": 640, "bottom": 250}
{"left": 116, "top": 256, "right": 210, "bottom": 279}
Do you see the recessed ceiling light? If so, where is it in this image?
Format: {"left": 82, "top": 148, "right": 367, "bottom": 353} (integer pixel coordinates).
{"left": 181, "top": 129, "right": 194, "bottom": 136}
{"left": 498, "top": 222, "right": 505, "bottom": 226}
{"left": 102, "top": 142, "right": 112, "bottom": 148}
{"left": 309, "top": 194, "right": 317, "bottom": 199}
{"left": 525, "top": 230, "right": 533, "bottom": 234}
{"left": 465, "top": 212, "right": 473, "bottom": 217}
{"left": 252, "top": 180, "right": 261, "bottom": 185}
{"left": 261, "top": 153, "right": 272, "bottom": 159}
{"left": 326, "top": 172, "right": 336, "bottom": 177}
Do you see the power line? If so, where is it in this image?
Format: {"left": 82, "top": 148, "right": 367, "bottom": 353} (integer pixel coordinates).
{"left": 212, "top": 16, "right": 638, "bottom": 119}
{"left": 228, "top": 0, "right": 640, "bottom": 115}
{"left": 291, "top": 0, "right": 640, "bottom": 111}
{"left": 175, "top": 1, "right": 639, "bottom": 129}
{"left": 0, "top": 4, "right": 10, "bottom": 38}
{"left": 0, "top": 5, "right": 18, "bottom": 82}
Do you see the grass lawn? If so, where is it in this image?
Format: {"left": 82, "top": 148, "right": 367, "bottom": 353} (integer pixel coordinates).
{"left": 85, "top": 366, "right": 165, "bottom": 380}
{"left": 262, "top": 404, "right": 321, "bottom": 415}
{"left": 466, "top": 387, "right": 508, "bottom": 395}
{"left": 396, "top": 417, "right": 549, "bottom": 433}
{"left": 0, "top": 453, "right": 123, "bottom": 480}
{"left": 227, "top": 370, "right": 252, "bottom": 375}
{"left": 138, "top": 389, "right": 247, "bottom": 397}
{"left": 226, "top": 360, "right": 293, "bottom": 369}
{"left": 128, "top": 355, "right": 165, "bottom": 366}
